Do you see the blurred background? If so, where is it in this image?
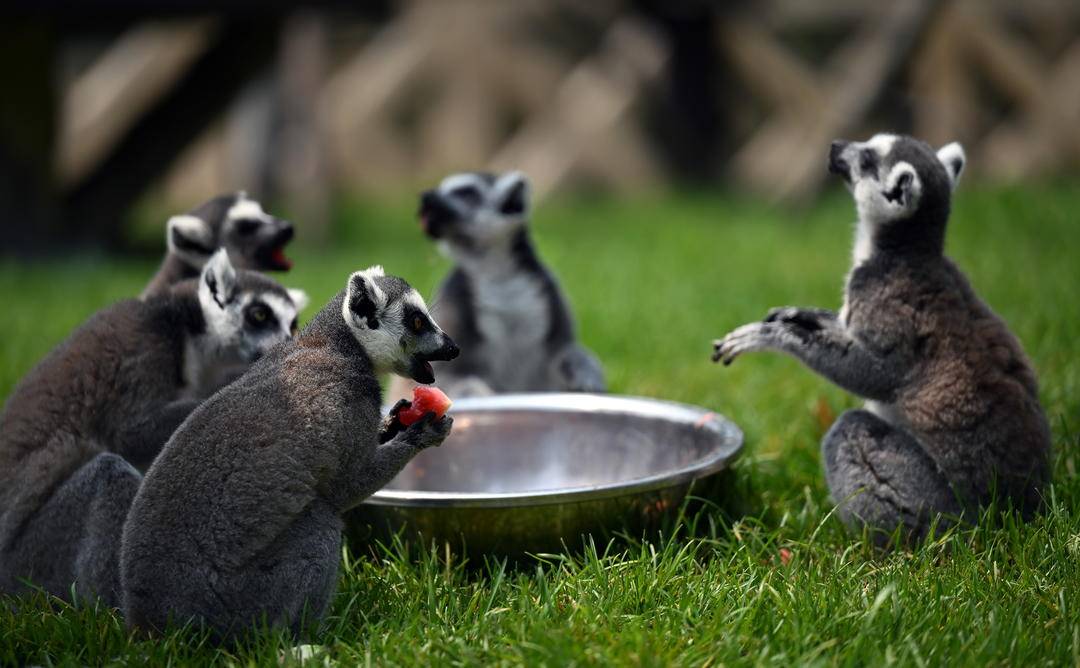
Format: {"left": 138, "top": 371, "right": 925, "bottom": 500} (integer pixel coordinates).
{"left": 2, "top": 0, "right": 1078, "bottom": 254}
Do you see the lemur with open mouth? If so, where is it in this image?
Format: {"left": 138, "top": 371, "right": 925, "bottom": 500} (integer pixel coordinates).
{"left": 713, "top": 134, "right": 1050, "bottom": 544}
{"left": 141, "top": 192, "right": 295, "bottom": 299}
{"left": 122, "top": 267, "right": 458, "bottom": 642}
{"left": 0, "top": 250, "right": 307, "bottom": 607}
{"left": 397, "top": 170, "right": 605, "bottom": 398}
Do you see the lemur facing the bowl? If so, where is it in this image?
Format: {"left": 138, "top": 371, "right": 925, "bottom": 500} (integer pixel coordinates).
{"left": 712, "top": 134, "right": 1050, "bottom": 544}
{"left": 394, "top": 170, "right": 604, "bottom": 399}
{"left": 141, "top": 192, "right": 295, "bottom": 299}
{"left": 0, "top": 250, "right": 306, "bottom": 607}
{"left": 122, "top": 267, "right": 458, "bottom": 642}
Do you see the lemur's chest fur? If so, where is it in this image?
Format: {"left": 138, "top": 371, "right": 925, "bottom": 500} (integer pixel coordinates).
{"left": 471, "top": 272, "right": 551, "bottom": 389}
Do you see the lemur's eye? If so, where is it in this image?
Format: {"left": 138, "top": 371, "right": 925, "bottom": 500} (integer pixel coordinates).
{"left": 246, "top": 304, "right": 272, "bottom": 328}
{"left": 412, "top": 315, "right": 424, "bottom": 333}
{"left": 235, "top": 219, "right": 260, "bottom": 236}
{"left": 450, "top": 186, "right": 482, "bottom": 207}
{"left": 290, "top": 317, "right": 299, "bottom": 335}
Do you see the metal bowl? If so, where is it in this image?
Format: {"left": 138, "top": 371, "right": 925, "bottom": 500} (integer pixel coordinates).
{"left": 345, "top": 393, "right": 743, "bottom": 557}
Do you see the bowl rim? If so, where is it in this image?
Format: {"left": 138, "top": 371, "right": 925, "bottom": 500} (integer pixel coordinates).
{"left": 364, "top": 393, "right": 743, "bottom": 509}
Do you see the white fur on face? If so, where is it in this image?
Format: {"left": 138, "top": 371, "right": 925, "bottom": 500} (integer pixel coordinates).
{"left": 227, "top": 196, "right": 270, "bottom": 223}
{"left": 864, "top": 133, "right": 898, "bottom": 156}
{"left": 167, "top": 214, "right": 214, "bottom": 269}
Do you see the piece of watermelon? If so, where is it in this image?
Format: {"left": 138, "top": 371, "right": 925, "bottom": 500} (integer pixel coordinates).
{"left": 397, "top": 386, "right": 453, "bottom": 426}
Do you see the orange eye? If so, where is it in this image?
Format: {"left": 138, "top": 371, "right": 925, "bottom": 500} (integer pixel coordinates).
{"left": 413, "top": 316, "right": 423, "bottom": 332}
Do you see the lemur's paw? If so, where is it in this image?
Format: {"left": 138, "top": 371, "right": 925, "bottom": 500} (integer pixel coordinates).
{"left": 403, "top": 412, "right": 454, "bottom": 449}
{"left": 379, "top": 399, "right": 413, "bottom": 443}
{"left": 712, "top": 322, "right": 775, "bottom": 365}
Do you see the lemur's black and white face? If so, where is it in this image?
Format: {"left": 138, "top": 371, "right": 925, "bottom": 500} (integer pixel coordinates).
{"left": 417, "top": 171, "right": 530, "bottom": 253}
{"left": 167, "top": 192, "right": 295, "bottom": 274}
{"left": 828, "top": 133, "right": 965, "bottom": 226}
{"left": 196, "top": 249, "right": 309, "bottom": 367}
{"left": 342, "top": 266, "right": 459, "bottom": 383}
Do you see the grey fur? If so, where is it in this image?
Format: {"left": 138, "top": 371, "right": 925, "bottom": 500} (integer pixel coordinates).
{"left": 121, "top": 270, "right": 458, "bottom": 642}
{"left": 141, "top": 192, "right": 295, "bottom": 299}
{"left": 713, "top": 134, "right": 1051, "bottom": 544}
{"left": 0, "top": 256, "right": 301, "bottom": 606}
{"left": 403, "top": 170, "right": 605, "bottom": 397}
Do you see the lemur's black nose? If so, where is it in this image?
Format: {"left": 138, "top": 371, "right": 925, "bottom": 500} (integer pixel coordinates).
{"left": 828, "top": 140, "right": 850, "bottom": 176}
{"left": 442, "top": 338, "right": 460, "bottom": 361}
{"left": 278, "top": 221, "right": 294, "bottom": 241}
{"left": 419, "top": 190, "right": 438, "bottom": 214}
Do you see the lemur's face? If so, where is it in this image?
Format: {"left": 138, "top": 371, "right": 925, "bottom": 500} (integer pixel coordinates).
{"left": 417, "top": 172, "right": 530, "bottom": 252}
{"left": 197, "top": 249, "right": 309, "bottom": 365}
{"left": 167, "top": 192, "right": 295, "bottom": 274}
{"left": 828, "top": 134, "right": 965, "bottom": 225}
{"left": 342, "top": 266, "right": 459, "bottom": 383}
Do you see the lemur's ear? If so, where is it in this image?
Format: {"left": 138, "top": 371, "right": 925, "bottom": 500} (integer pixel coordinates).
{"left": 167, "top": 214, "right": 214, "bottom": 260}
{"left": 344, "top": 266, "right": 387, "bottom": 329}
{"left": 287, "top": 288, "right": 310, "bottom": 313}
{"left": 882, "top": 162, "right": 922, "bottom": 208}
{"left": 201, "top": 249, "right": 237, "bottom": 309}
{"left": 497, "top": 171, "right": 530, "bottom": 216}
{"left": 936, "top": 142, "right": 965, "bottom": 190}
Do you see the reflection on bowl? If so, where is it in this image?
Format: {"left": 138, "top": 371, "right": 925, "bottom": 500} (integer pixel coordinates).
{"left": 345, "top": 393, "right": 743, "bottom": 557}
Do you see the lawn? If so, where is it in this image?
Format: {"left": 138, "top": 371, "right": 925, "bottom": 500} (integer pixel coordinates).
{"left": 2, "top": 183, "right": 1078, "bottom": 665}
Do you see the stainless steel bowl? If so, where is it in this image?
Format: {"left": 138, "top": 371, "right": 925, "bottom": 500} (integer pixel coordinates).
{"left": 345, "top": 393, "right": 743, "bottom": 557}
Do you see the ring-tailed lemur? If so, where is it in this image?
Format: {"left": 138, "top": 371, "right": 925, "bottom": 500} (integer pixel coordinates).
{"left": 122, "top": 267, "right": 458, "bottom": 642}
{"left": 0, "top": 250, "right": 307, "bottom": 607}
{"left": 141, "top": 192, "right": 295, "bottom": 299}
{"left": 391, "top": 170, "right": 604, "bottom": 399}
{"left": 712, "top": 134, "right": 1050, "bottom": 544}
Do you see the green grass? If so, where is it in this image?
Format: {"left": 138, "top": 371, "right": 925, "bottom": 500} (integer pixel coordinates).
{"left": 2, "top": 183, "right": 1079, "bottom": 666}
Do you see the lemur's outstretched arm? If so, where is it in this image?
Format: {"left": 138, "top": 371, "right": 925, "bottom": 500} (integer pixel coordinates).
{"left": 763, "top": 306, "right": 843, "bottom": 332}
{"left": 340, "top": 411, "right": 453, "bottom": 511}
{"left": 712, "top": 311, "right": 908, "bottom": 402}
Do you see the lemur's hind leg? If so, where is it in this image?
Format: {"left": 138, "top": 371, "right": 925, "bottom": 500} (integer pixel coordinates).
{"left": 7, "top": 452, "right": 140, "bottom": 607}
{"left": 823, "top": 410, "right": 962, "bottom": 545}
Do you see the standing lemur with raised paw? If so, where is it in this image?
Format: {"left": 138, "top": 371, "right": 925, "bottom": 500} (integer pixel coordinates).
{"left": 0, "top": 250, "right": 306, "bottom": 607}
{"left": 713, "top": 134, "right": 1050, "bottom": 543}
{"left": 142, "top": 191, "right": 295, "bottom": 299}
{"left": 393, "top": 170, "right": 605, "bottom": 399}
{"left": 122, "top": 267, "right": 458, "bottom": 641}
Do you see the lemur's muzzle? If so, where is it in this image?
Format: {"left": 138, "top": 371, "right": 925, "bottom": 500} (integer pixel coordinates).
{"left": 418, "top": 191, "right": 459, "bottom": 240}
{"left": 256, "top": 219, "right": 295, "bottom": 271}
{"left": 409, "top": 335, "right": 460, "bottom": 385}
{"left": 828, "top": 140, "right": 852, "bottom": 183}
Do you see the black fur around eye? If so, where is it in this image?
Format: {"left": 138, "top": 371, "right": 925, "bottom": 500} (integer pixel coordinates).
{"left": 450, "top": 186, "right": 482, "bottom": 207}
{"left": 245, "top": 303, "right": 275, "bottom": 329}
{"left": 859, "top": 149, "right": 878, "bottom": 175}
{"left": 234, "top": 219, "right": 261, "bottom": 236}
